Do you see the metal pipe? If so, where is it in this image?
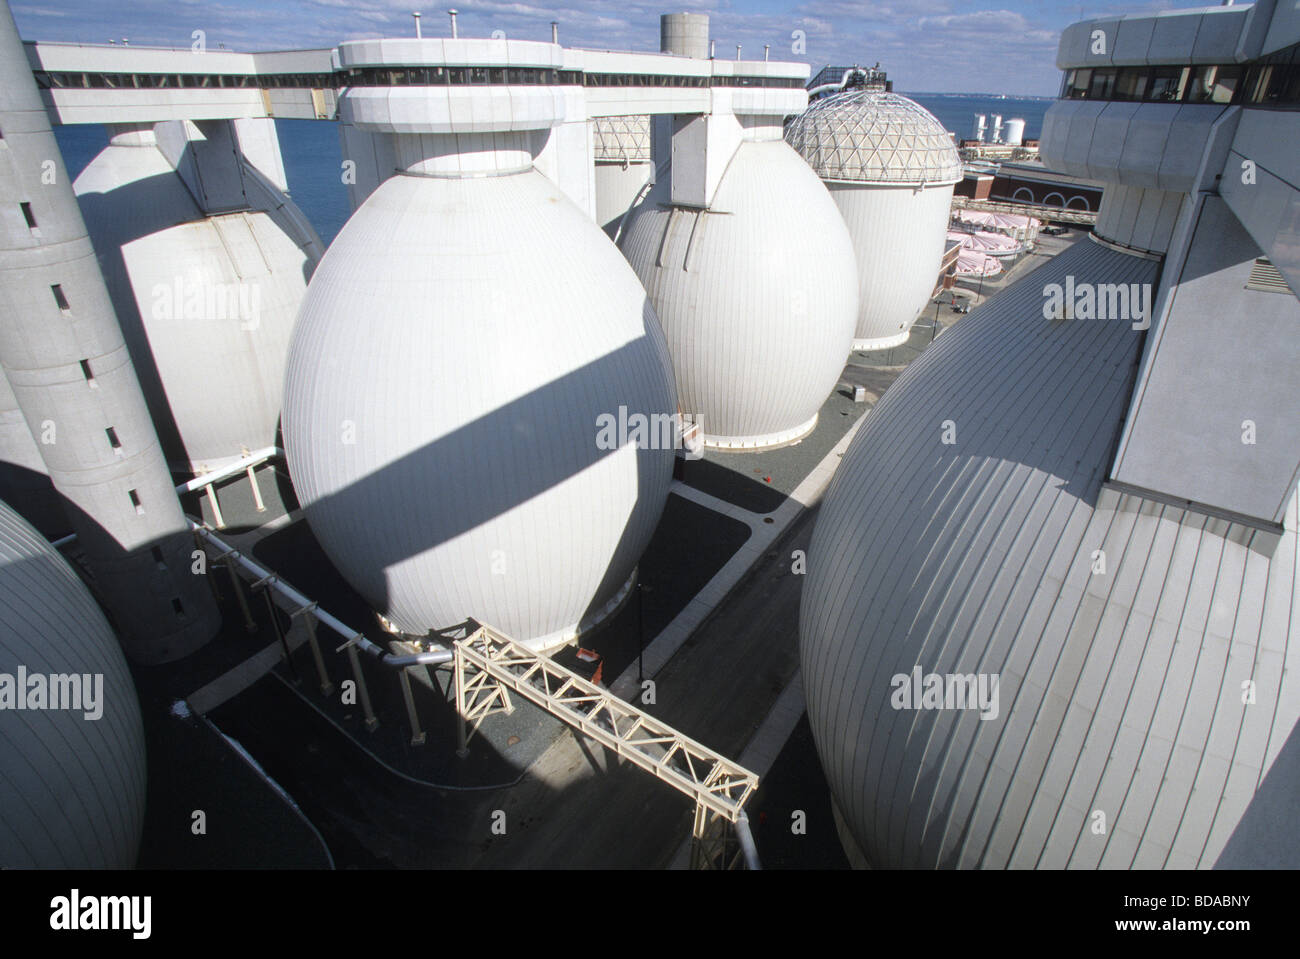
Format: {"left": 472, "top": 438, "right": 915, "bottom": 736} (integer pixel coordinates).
{"left": 551, "top": 21, "right": 558, "bottom": 43}
{"left": 807, "top": 68, "right": 870, "bottom": 99}
{"left": 448, "top": 8, "right": 458, "bottom": 38}
{"left": 735, "top": 44, "right": 741, "bottom": 60}
{"left": 189, "top": 521, "right": 453, "bottom": 666}
{"left": 763, "top": 44, "right": 769, "bottom": 61}
{"left": 413, "top": 11, "right": 422, "bottom": 38}
{"left": 177, "top": 446, "right": 282, "bottom": 494}
{"left": 734, "top": 813, "right": 762, "bottom": 870}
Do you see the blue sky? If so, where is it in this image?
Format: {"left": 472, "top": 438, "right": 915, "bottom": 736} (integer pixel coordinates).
{"left": 11, "top": 0, "right": 1181, "bottom": 96}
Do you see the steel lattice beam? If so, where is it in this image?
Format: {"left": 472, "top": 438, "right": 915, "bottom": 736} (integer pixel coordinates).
{"left": 454, "top": 626, "right": 759, "bottom": 823}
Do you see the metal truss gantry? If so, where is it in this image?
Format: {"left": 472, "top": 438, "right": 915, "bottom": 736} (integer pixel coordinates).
{"left": 453, "top": 625, "right": 760, "bottom": 869}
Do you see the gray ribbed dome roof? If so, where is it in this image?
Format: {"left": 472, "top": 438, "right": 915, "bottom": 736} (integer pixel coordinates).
{"left": 786, "top": 91, "right": 962, "bottom": 186}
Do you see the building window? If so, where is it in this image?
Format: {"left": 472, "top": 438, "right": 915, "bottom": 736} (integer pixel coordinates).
{"left": 106, "top": 426, "right": 122, "bottom": 452}
{"left": 19, "top": 201, "right": 38, "bottom": 233}
{"left": 1113, "top": 70, "right": 1149, "bottom": 101}
{"left": 151, "top": 545, "right": 167, "bottom": 569}
{"left": 171, "top": 597, "right": 185, "bottom": 617}
{"left": 128, "top": 488, "right": 143, "bottom": 514}
{"left": 51, "top": 284, "right": 70, "bottom": 313}
{"left": 79, "top": 358, "right": 95, "bottom": 386}
{"left": 1147, "top": 66, "right": 1189, "bottom": 102}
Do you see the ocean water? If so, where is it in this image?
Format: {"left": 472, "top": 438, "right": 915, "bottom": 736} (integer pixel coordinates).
{"left": 52, "top": 94, "right": 1051, "bottom": 249}
{"left": 54, "top": 119, "right": 350, "bottom": 246}
{"left": 901, "top": 93, "right": 1054, "bottom": 143}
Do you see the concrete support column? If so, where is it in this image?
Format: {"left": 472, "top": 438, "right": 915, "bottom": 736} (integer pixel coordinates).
{"left": 0, "top": 0, "right": 220, "bottom": 663}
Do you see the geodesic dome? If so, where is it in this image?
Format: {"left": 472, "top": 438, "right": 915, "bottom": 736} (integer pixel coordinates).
{"left": 593, "top": 115, "right": 652, "bottom": 163}
{"left": 786, "top": 91, "right": 962, "bottom": 186}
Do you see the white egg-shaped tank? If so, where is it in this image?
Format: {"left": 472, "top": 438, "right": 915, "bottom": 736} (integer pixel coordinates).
{"left": 618, "top": 135, "right": 858, "bottom": 450}
{"left": 799, "top": 237, "right": 1300, "bottom": 868}
{"left": 593, "top": 116, "right": 653, "bottom": 237}
{"left": 282, "top": 151, "right": 677, "bottom": 650}
{"left": 786, "top": 91, "right": 962, "bottom": 350}
{"left": 75, "top": 122, "right": 323, "bottom": 474}
{"left": 0, "top": 497, "right": 147, "bottom": 868}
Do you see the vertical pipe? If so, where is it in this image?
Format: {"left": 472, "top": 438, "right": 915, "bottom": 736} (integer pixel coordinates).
{"left": 225, "top": 560, "right": 257, "bottom": 632}
{"left": 636, "top": 578, "right": 644, "bottom": 684}
{"left": 205, "top": 482, "right": 226, "bottom": 528}
{"left": 398, "top": 667, "right": 426, "bottom": 745}
{"left": 298, "top": 609, "right": 334, "bottom": 695}
{"left": 455, "top": 646, "right": 469, "bottom": 757}
{"left": 413, "top": 11, "right": 422, "bottom": 38}
{"left": 346, "top": 641, "right": 379, "bottom": 730}
{"left": 246, "top": 465, "right": 266, "bottom": 512}
{"left": 448, "top": 8, "right": 458, "bottom": 38}
{"left": 551, "top": 21, "right": 558, "bottom": 43}
{"left": 260, "top": 585, "right": 299, "bottom": 683}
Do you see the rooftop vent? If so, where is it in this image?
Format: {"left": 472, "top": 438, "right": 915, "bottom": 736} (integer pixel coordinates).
{"left": 1245, "top": 257, "right": 1293, "bottom": 295}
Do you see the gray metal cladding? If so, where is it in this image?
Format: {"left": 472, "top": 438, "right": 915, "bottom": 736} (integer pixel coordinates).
{"left": 282, "top": 168, "right": 677, "bottom": 650}
{"left": 800, "top": 236, "right": 1300, "bottom": 868}
{"left": 0, "top": 498, "right": 147, "bottom": 868}
{"left": 618, "top": 139, "right": 858, "bottom": 447}
{"left": 75, "top": 128, "right": 322, "bottom": 473}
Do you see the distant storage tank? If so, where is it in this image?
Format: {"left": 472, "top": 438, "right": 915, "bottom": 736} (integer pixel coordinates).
{"left": 619, "top": 135, "right": 858, "bottom": 449}
{"left": 284, "top": 41, "right": 677, "bottom": 651}
{"left": 787, "top": 91, "right": 963, "bottom": 350}
{"left": 592, "top": 115, "right": 653, "bottom": 237}
{"left": 1003, "top": 117, "right": 1026, "bottom": 147}
{"left": 799, "top": 237, "right": 1300, "bottom": 868}
{"left": 75, "top": 121, "right": 324, "bottom": 474}
{"left": 0, "top": 498, "right": 147, "bottom": 867}
{"left": 972, "top": 113, "right": 987, "bottom": 142}
{"left": 660, "top": 12, "right": 710, "bottom": 58}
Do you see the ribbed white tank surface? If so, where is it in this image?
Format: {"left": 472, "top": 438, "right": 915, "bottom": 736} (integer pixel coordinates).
{"left": 283, "top": 170, "right": 676, "bottom": 650}
{"left": 830, "top": 183, "right": 954, "bottom": 349}
{"left": 619, "top": 140, "right": 858, "bottom": 449}
{"left": 0, "top": 498, "right": 147, "bottom": 868}
{"left": 800, "top": 237, "right": 1300, "bottom": 869}
{"left": 75, "top": 135, "right": 321, "bottom": 473}
{"left": 595, "top": 162, "right": 652, "bottom": 236}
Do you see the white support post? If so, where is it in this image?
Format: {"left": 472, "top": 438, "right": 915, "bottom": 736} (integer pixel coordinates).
{"left": 399, "top": 666, "right": 426, "bottom": 746}
{"left": 205, "top": 482, "right": 226, "bottom": 529}
{"left": 293, "top": 605, "right": 333, "bottom": 695}
{"left": 345, "top": 641, "right": 379, "bottom": 730}
{"left": 246, "top": 465, "right": 266, "bottom": 512}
